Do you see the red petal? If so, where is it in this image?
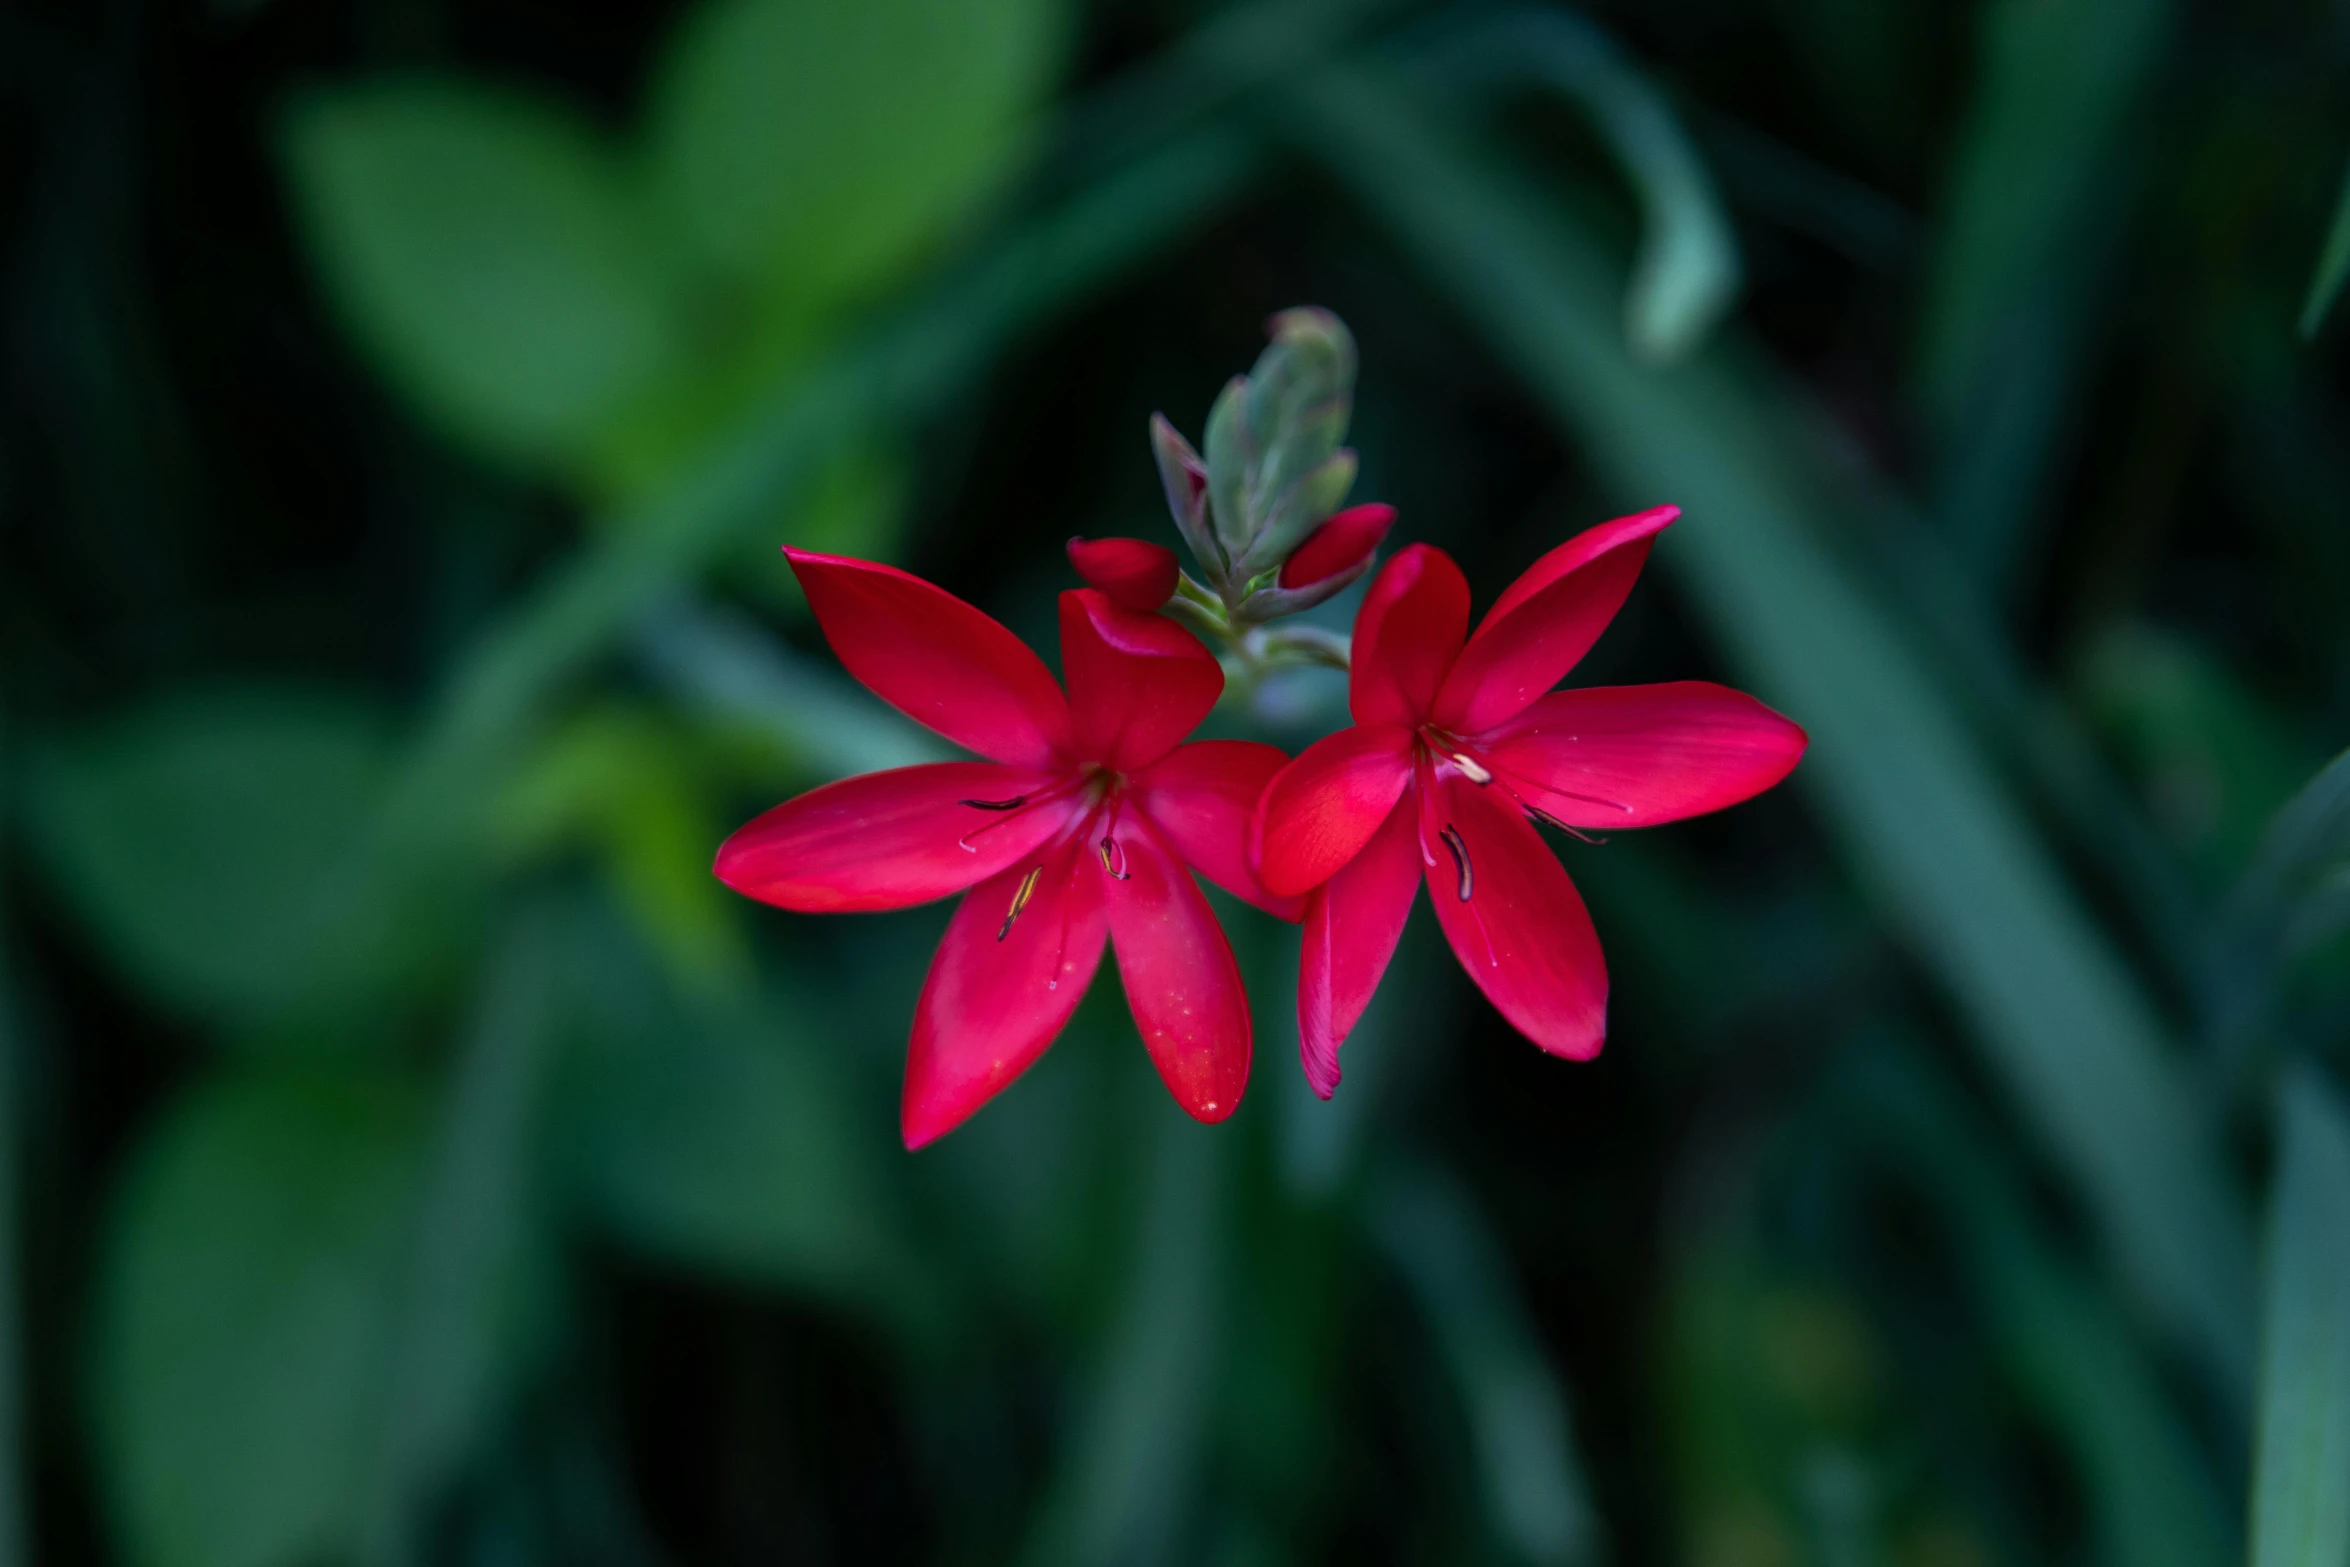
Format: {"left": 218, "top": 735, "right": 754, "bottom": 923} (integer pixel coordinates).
{"left": 1421, "top": 768, "right": 1607, "bottom": 1061}
{"left": 1059, "top": 589, "right": 1224, "bottom": 771}
{"left": 1280, "top": 503, "right": 1396, "bottom": 588}
{"left": 1105, "top": 818, "right": 1251, "bottom": 1123}
{"left": 786, "top": 548, "right": 1072, "bottom": 767}
{"left": 714, "top": 762, "right": 1078, "bottom": 912}
{"left": 1253, "top": 724, "right": 1416, "bottom": 898}
{"left": 1430, "top": 506, "right": 1677, "bottom": 734}
{"left": 1350, "top": 544, "right": 1470, "bottom": 726}
{"left": 1067, "top": 536, "right": 1179, "bottom": 610}
{"left": 902, "top": 836, "right": 1108, "bottom": 1148}
{"left": 1128, "top": 741, "right": 1306, "bottom": 920}
{"left": 1298, "top": 791, "right": 1423, "bottom": 1098}
{"left": 1478, "top": 682, "right": 1807, "bottom": 828}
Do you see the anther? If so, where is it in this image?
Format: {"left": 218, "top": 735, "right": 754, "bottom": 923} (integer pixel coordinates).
{"left": 1439, "top": 824, "right": 1473, "bottom": 901}
{"left": 997, "top": 866, "right": 1043, "bottom": 942}
{"left": 1098, "top": 836, "right": 1131, "bottom": 880}
{"left": 1524, "top": 804, "right": 1608, "bottom": 845}
{"left": 1449, "top": 752, "right": 1492, "bottom": 785}
{"left": 960, "top": 795, "right": 1028, "bottom": 811}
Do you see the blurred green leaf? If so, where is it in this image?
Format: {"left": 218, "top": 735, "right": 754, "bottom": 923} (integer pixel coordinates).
{"left": 1018, "top": 1111, "right": 1228, "bottom": 1567}
{"left": 1427, "top": 8, "right": 1742, "bottom": 364}
{"left": 2296, "top": 159, "right": 2350, "bottom": 340}
{"left": 2249, "top": 1064, "right": 2350, "bottom": 1567}
{"left": 1915, "top": 0, "right": 2174, "bottom": 431}
{"left": 1294, "top": 66, "right": 2258, "bottom": 1399}
{"left": 648, "top": 0, "right": 1067, "bottom": 317}
{"left": 284, "top": 82, "right": 687, "bottom": 470}
{"left": 496, "top": 704, "right": 748, "bottom": 996}
{"left": 639, "top": 606, "right": 949, "bottom": 780}
{"left": 92, "top": 1059, "right": 431, "bottom": 1567}
{"left": 1368, "top": 1163, "right": 1601, "bottom": 1567}
{"left": 1915, "top": 0, "right": 2175, "bottom": 584}
{"left": 352, "top": 908, "right": 566, "bottom": 1567}
{"left": 2208, "top": 746, "right": 2350, "bottom": 1052}
{"left": 1850, "top": 1041, "right": 2234, "bottom": 1567}
{"left": 27, "top": 688, "right": 470, "bottom": 1031}
{"left": 561, "top": 975, "right": 928, "bottom": 1331}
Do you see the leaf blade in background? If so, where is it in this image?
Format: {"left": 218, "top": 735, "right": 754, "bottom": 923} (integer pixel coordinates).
{"left": 26, "top": 688, "right": 472, "bottom": 1032}
{"left": 283, "top": 82, "right": 687, "bottom": 470}
{"left": 92, "top": 1059, "right": 432, "bottom": 1567}
{"left": 1367, "top": 1163, "right": 1602, "bottom": 1567}
{"left": 2297, "top": 158, "right": 2350, "bottom": 341}
{"left": 648, "top": 0, "right": 1068, "bottom": 315}
{"left": 2249, "top": 1065, "right": 2350, "bottom": 1567}
{"left": 351, "top": 905, "right": 567, "bottom": 1567}
{"left": 2206, "top": 746, "right": 2350, "bottom": 1059}
{"left": 1913, "top": 0, "right": 2176, "bottom": 583}
{"left": 1419, "top": 7, "right": 1742, "bottom": 364}
{"left": 554, "top": 897, "right": 931, "bottom": 1338}
{"left": 1847, "top": 1040, "right": 2235, "bottom": 1567}
{"left": 1017, "top": 1110, "right": 1228, "bottom": 1567}
{"left": 1292, "top": 66, "right": 2258, "bottom": 1401}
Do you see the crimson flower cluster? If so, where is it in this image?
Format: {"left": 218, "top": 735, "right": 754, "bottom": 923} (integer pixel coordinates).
{"left": 717, "top": 509, "right": 1803, "bottom": 1147}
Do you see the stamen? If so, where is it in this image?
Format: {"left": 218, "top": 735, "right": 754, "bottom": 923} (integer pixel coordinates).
{"left": 997, "top": 866, "right": 1043, "bottom": 942}
{"left": 1098, "top": 836, "right": 1132, "bottom": 880}
{"left": 1448, "top": 752, "right": 1492, "bottom": 785}
{"left": 960, "top": 795, "right": 1028, "bottom": 811}
{"left": 1438, "top": 824, "right": 1473, "bottom": 901}
{"left": 1524, "top": 805, "right": 1608, "bottom": 845}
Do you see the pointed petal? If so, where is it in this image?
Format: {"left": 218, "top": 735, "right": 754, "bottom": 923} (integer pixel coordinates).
{"left": 786, "top": 548, "right": 1072, "bottom": 766}
{"left": 1430, "top": 506, "right": 1677, "bottom": 734}
{"left": 1350, "top": 544, "right": 1470, "bottom": 726}
{"left": 1067, "top": 536, "right": 1179, "bottom": 610}
{"left": 903, "top": 837, "right": 1108, "bottom": 1148}
{"left": 1128, "top": 741, "right": 1306, "bottom": 920}
{"left": 1105, "top": 818, "right": 1251, "bottom": 1123}
{"left": 1253, "top": 724, "right": 1416, "bottom": 898}
{"left": 1479, "top": 682, "right": 1807, "bottom": 828}
{"left": 1298, "top": 791, "right": 1423, "bottom": 1098}
{"left": 1422, "top": 768, "right": 1607, "bottom": 1061}
{"left": 714, "top": 762, "right": 1076, "bottom": 912}
{"left": 1280, "top": 503, "right": 1395, "bottom": 588}
{"left": 1059, "top": 589, "right": 1223, "bottom": 771}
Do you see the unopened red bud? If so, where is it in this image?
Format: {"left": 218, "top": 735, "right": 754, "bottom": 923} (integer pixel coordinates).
{"left": 1066, "top": 536, "right": 1179, "bottom": 611}
{"left": 1279, "top": 504, "right": 1395, "bottom": 589}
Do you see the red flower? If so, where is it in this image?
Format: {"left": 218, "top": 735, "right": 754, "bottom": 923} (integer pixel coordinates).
{"left": 1252, "top": 507, "right": 1805, "bottom": 1095}
{"left": 1066, "top": 535, "right": 1178, "bottom": 610}
{"left": 717, "top": 550, "right": 1298, "bottom": 1148}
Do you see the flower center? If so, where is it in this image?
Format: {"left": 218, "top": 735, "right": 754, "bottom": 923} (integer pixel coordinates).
{"left": 966, "top": 767, "right": 1129, "bottom": 942}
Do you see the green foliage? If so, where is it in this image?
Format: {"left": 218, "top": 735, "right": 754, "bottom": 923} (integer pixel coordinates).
{"left": 91, "top": 1060, "right": 433, "bottom": 1567}
{"left": 285, "top": 0, "right": 1068, "bottom": 496}
{"left": 26, "top": 689, "right": 473, "bottom": 1032}
{"left": 1368, "top": 1165, "right": 1599, "bottom": 1567}
{"left": 2250, "top": 1066, "right": 2350, "bottom": 1567}
{"left": 561, "top": 981, "right": 928, "bottom": 1324}
{"left": 2299, "top": 159, "right": 2350, "bottom": 340}
{"left": 648, "top": 0, "right": 1067, "bottom": 316}
{"left": 283, "top": 84, "right": 689, "bottom": 472}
